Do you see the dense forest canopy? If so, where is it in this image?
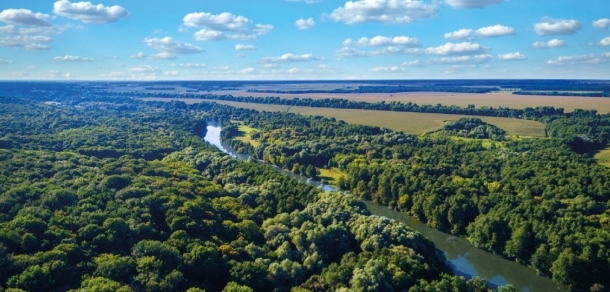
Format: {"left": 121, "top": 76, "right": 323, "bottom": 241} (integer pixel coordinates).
{"left": 0, "top": 97, "right": 505, "bottom": 292}
{"left": 1, "top": 83, "right": 610, "bottom": 291}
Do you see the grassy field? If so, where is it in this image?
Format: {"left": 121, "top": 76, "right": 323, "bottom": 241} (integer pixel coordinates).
{"left": 229, "top": 121, "right": 260, "bottom": 147}
{"left": 208, "top": 90, "right": 610, "bottom": 114}
{"left": 141, "top": 98, "right": 546, "bottom": 137}
{"left": 212, "top": 100, "right": 547, "bottom": 137}
{"left": 318, "top": 168, "right": 346, "bottom": 186}
{"left": 592, "top": 148, "right": 610, "bottom": 167}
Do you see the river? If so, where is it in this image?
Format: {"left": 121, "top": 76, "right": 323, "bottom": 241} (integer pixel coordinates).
{"left": 202, "top": 121, "right": 565, "bottom": 292}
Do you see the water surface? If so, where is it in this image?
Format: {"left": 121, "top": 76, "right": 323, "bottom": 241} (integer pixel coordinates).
{"left": 202, "top": 122, "right": 565, "bottom": 292}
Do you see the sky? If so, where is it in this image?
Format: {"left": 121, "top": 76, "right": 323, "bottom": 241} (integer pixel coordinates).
{"left": 0, "top": 0, "right": 608, "bottom": 80}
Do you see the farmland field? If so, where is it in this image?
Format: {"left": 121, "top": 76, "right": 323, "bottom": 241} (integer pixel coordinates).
{"left": 208, "top": 90, "right": 610, "bottom": 114}
{"left": 142, "top": 98, "right": 547, "bottom": 136}
{"left": 592, "top": 148, "right": 610, "bottom": 167}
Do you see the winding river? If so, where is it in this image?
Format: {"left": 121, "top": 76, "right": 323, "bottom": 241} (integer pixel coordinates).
{"left": 202, "top": 121, "right": 565, "bottom": 292}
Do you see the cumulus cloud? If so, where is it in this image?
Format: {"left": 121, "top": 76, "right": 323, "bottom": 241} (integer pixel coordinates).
{"left": 532, "top": 39, "right": 566, "bottom": 49}
{"left": 295, "top": 18, "right": 315, "bottom": 29}
{"left": 534, "top": 18, "right": 582, "bottom": 36}
{"left": 547, "top": 52, "right": 610, "bottom": 65}
{"left": 343, "top": 36, "right": 421, "bottom": 47}
{"left": 444, "top": 29, "right": 474, "bottom": 40}
{"left": 0, "top": 59, "right": 13, "bottom": 64}
{"left": 327, "top": 0, "right": 439, "bottom": 24}
{"left": 402, "top": 54, "right": 493, "bottom": 66}
{"left": 0, "top": 35, "right": 53, "bottom": 50}
{"left": 49, "top": 70, "right": 73, "bottom": 79}
{"left": 336, "top": 42, "right": 486, "bottom": 59}
{"left": 591, "top": 37, "right": 610, "bottom": 47}
{"left": 261, "top": 53, "right": 325, "bottom": 63}
{"left": 0, "top": 9, "right": 55, "bottom": 26}
{"left": 164, "top": 71, "right": 180, "bottom": 76}
{"left": 235, "top": 44, "right": 256, "bottom": 51}
{"left": 183, "top": 12, "right": 273, "bottom": 41}
{"left": 285, "top": 65, "right": 338, "bottom": 75}
{"left": 53, "top": 0, "right": 130, "bottom": 23}
{"left": 369, "top": 66, "right": 405, "bottom": 73}
{"left": 25, "top": 44, "right": 51, "bottom": 51}
{"left": 445, "top": 0, "right": 506, "bottom": 8}
{"left": 498, "top": 52, "right": 526, "bottom": 61}
{"left": 128, "top": 65, "right": 160, "bottom": 73}
{"left": 53, "top": 55, "right": 94, "bottom": 62}
{"left": 0, "top": 25, "right": 58, "bottom": 35}
{"left": 335, "top": 46, "right": 406, "bottom": 58}
{"left": 593, "top": 18, "right": 610, "bottom": 29}
{"left": 475, "top": 25, "right": 515, "bottom": 37}
{"left": 130, "top": 52, "right": 176, "bottom": 60}
{"left": 175, "top": 63, "right": 206, "bottom": 68}
{"left": 242, "top": 67, "right": 255, "bottom": 74}
{"left": 423, "top": 42, "right": 489, "bottom": 55}
{"left": 143, "top": 37, "right": 204, "bottom": 54}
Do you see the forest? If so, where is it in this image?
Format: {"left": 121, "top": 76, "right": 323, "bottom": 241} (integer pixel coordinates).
{"left": 0, "top": 97, "right": 510, "bottom": 292}
{"left": 209, "top": 104, "right": 610, "bottom": 291}
{"left": 1, "top": 89, "right": 610, "bottom": 291}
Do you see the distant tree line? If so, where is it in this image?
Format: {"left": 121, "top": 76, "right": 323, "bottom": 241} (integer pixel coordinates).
{"left": 246, "top": 85, "right": 499, "bottom": 94}
{"left": 514, "top": 91, "right": 610, "bottom": 98}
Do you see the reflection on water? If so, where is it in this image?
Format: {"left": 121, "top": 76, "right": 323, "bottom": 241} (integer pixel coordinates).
{"left": 202, "top": 122, "right": 565, "bottom": 292}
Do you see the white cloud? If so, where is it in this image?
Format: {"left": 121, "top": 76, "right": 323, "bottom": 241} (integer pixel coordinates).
{"left": 130, "top": 52, "right": 176, "bottom": 60}
{"left": 534, "top": 18, "right": 582, "bottom": 36}
{"left": 49, "top": 70, "right": 73, "bottom": 79}
{"left": 295, "top": 18, "right": 315, "bottom": 29}
{"left": 183, "top": 12, "right": 273, "bottom": 41}
{"left": 0, "top": 35, "right": 53, "bottom": 50}
{"left": 235, "top": 44, "right": 257, "bottom": 51}
{"left": 343, "top": 36, "right": 421, "bottom": 47}
{"left": 25, "top": 44, "right": 51, "bottom": 51}
{"left": 592, "top": 37, "right": 610, "bottom": 47}
{"left": 176, "top": 63, "right": 206, "bottom": 68}
{"left": 498, "top": 52, "right": 526, "bottom": 61}
{"left": 285, "top": 65, "right": 338, "bottom": 75}
{"left": 444, "top": 29, "right": 474, "bottom": 40}
{"left": 423, "top": 42, "right": 489, "bottom": 55}
{"left": 263, "top": 64, "right": 278, "bottom": 68}
{"left": 547, "top": 52, "right": 610, "bottom": 65}
{"left": 0, "top": 9, "right": 54, "bottom": 26}
{"left": 335, "top": 46, "right": 406, "bottom": 58}
{"left": 532, "top": 39, "right": 566, "bottom": 49}
{"left": 235, "top": 53, "right": 245, "bottom": 58}
{"left": 164, "top": 71, "right": 180, "bottom": 76}
{"left": 475, "top": 25, "right": 515, "bottom": 38}
{"left": 242, "top": 67, "right": 255, "bottom": 74}
{"left": 143, "top": 37, "right": 204, "bottom": 54}
{"left": 327, "top": 0, "right": 439, "bottom": 24}
{"left": 0, "top": 25, "right": 59, "bottom": 35}
{"left": 128, "top": 65, "right": 160, "bottom": 73}
{"left": 369, "top": 66, "right": 405, "bottom": 73}
{"left": 53, "top": 0, "right": 130, "bottom": 23}
{"left": 402, "top": 54, "right": 493, "bottom": 66}
{"left": 193, "top": 29, "right": 227, "bottom": 41}
{"left": 0, "top": 59, "right": 13, "bottom": 64}
{"left": 53, "top": 55, "right": 94, "bottom": 62}
{"left": 261, "top": 53, "right": 325, "bottom": 63}
{"left": 445, "top": 0, "right": 506, "bottom": 8}
{"left": 593, "top": 18, "right": 610, "bottom": 29}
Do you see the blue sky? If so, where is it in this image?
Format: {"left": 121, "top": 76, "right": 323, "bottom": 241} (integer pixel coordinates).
{"left": 0, "top": 0, "right": 608, "bottom": 80}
